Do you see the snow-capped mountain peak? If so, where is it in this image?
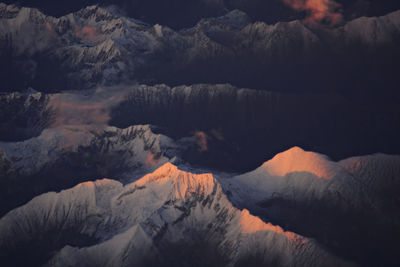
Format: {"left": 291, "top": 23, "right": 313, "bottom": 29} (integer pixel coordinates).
{"left": 260, "top": 146, "right": 340, "bottom": 179}
{"left": 0, "top": 162, "right": 354, "bottom": 267}
{"left": 134, "top": 162, "right": 215, "bottom": 198}
{"left": 226, "top": 146, "right": 351, "bottom": 203}
{"left": 2, "top": 3, "right": 399, "bottom": 91}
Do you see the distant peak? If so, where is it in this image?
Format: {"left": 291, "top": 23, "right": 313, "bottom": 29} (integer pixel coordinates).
{"left": 261, "top": 147, "right": 338, "bottom": 179}
{"left": 269, "top": 146, "right": 312, "bottom": 162}
{"left": 196, "top": 8, "right": 251, "bottom": 30}
{"left": 135, "top": 162, "right": 212, "bottom": 185}
{"left": 224, "top": 9, "right": 250, "bottom": 20}
{"left": 73, "top": 5, "right": 116, "bottom": 21}
{"left": 286, "top": 146, "right": 305, "bottom": 153}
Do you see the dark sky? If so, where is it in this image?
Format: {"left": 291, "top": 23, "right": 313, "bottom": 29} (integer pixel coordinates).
{"left": 6, "top": 0, "right": 400, "bottom": 28}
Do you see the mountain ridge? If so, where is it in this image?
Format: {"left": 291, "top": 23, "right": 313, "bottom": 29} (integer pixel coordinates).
{"left": 0, "top": 160, "right": 355, "bottom": 267}
{"left": 1, "top": 3, "right": 399, "bottom": 92}
{"left": 222, "top": 147, "right": 400, "bottom": 266}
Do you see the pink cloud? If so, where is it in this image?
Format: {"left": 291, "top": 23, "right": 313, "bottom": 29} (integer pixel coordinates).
{"left": 282, "top": 0, "right": 343, "bottom": 26}
{"left": 46, "top": 92, "right": 126, "bottom": 151}
{"left": 54, "top": 125, "right": 95, "bottom": 152}
{"left": 48, "top": 93, "right": 125, "bottom": 128}
{"left": 194, "top": 131, "right": 208, "bottom": 152}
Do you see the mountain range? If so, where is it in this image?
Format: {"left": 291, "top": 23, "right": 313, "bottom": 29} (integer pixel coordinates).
{"left": 1, "top": 3, "right": 399, "bottom": 94}
{"left": 1, "top": 148, "right": 399, "bottom": 266}
{"left": 1, "top": 2, "right": 400, "bottom": 267}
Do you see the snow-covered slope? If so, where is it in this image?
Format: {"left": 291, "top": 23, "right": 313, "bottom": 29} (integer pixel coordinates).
{"left": 338, "top": 153, "right": 400, "bottom": 220}
{"left": 0, "top": 162, "right": 353, "bottom": 267}
{"left": 221, "top": 147, "right": 400, "bottom": 266}
{"left": 0, "top": 125, "right": 175, "bottom": 177}
{"left": 1, "top": 146, "right": 398, "bottom": 266}
{"left": 0, "top": 4, "right": 155, "bottom": 89}
{"left": 224, "top": 147, "right": 400, "bottom": 217}
{"left": 341, "top": 10, "right": 400, "bottom": 46}
{"left": 225, "top": 147, "right": 361, "bottom": 205}
{"left": 1, "top": 3, "right": 399, "bottom": 91}
{"left": 0, "top": 123, "right": 190, "bottom": 217}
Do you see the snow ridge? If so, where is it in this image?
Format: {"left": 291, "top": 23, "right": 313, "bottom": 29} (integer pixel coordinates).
{"left": 1, "top": 3, "right": 399, "bottom": 90}
{"left": 0, "top": 162, "right": 353, "bottom": 267}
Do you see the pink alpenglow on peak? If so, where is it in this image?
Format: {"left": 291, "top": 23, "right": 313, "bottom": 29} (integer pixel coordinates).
{"left": 261, "top": 146, "right": 339, "bottom": 179}
{"left": 134, "top": 162, "right": 216, "bottom": 199}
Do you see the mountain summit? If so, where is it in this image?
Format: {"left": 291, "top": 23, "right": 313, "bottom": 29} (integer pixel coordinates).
{"left": 0, "top": 161, "right": 354, "bottom": 267}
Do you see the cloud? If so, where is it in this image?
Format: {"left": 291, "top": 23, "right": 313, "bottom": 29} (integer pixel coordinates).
{"left": 282, "top": 0, "right": 343, "bottom": 25}
{"left": 44, "top": 89, "right": 127, "bottom": 152}
{"left": 194, "top": 131, "right": 208, "bottom": 152}
{"left": 53, "top": 126, "right": 95, "bottom": 152}
{"left": 48, "top": 90, "right": 126, "bottom": 128}
{"left": 49, "top": 99, "right": 110, "bottom": 126}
